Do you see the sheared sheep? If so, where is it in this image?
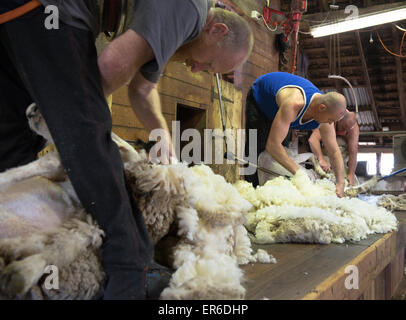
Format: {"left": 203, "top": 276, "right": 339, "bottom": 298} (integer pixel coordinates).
{"left": 0, "top": 104, "right": 273, "bottom": 300}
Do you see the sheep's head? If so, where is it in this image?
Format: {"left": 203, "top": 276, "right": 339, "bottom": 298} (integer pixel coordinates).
{"left": 26, "top": 103, "right": 53, "bottom": 143}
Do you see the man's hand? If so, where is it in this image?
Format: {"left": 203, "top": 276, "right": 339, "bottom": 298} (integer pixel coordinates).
{"left": 336, "top": 181, "right": 345, "bottom": 198}
{"left": 149, "top": 130, "right": 177, "bottom": 165}
{"left": 319, "top": 158, "right": 331, "bottom": 173}
{"left": 347, "top": 173, "right": 355, "bottom": 186}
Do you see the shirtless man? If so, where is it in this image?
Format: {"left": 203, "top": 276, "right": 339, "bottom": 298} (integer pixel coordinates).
{"left": 309, "top": 111, "right": 359, "bottom": 186}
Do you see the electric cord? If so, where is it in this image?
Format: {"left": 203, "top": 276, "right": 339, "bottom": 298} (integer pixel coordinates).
{"left": 262, "top": 15, "right": 278, "bottom": 32}
{"left": 375, "top": 29, "right": 406, "bottom": 58}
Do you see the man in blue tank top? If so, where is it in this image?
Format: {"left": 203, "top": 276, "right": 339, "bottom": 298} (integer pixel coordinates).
{"left": 245, "top": 72, "right": 347, "bottom": 197}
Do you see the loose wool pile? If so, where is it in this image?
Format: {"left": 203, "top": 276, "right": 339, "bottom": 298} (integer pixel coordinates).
{"left": 234, "top": 170, "right": 398, "bottom": 244}
{"left": 378, "top": 194, "right": 406, "bottom": 211}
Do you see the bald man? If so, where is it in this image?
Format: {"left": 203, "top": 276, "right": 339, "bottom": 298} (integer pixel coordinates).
{"left": 245, "top": 72, "right": 348, "bottom": 197}
{"left": 309, "top": 111, "right": 359, "bottom": 186}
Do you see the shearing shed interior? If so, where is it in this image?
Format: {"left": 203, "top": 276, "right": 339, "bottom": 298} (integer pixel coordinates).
{"left": 0, "top": 0, "right": 405, "bottom": 303}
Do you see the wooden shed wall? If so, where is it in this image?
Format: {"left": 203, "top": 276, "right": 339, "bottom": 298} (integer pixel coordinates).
{"left": 111, "top": 0, "right": 280, "bottom": 182}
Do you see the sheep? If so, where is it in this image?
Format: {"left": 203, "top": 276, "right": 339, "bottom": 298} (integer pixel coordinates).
{"left": 0, "top": 104, "right": 273, "bottom": 300}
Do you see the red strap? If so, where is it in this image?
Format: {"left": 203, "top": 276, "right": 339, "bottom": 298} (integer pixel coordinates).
{"left": 0, "top": 0, "right": 41, "bottom": 24}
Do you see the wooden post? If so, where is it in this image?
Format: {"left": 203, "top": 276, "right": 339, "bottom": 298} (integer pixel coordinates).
{"left": 355, "top": 31, "right": 382, "bottom": 131}
{"left": 376, "top": 152, "right": 381, "bottom": 175}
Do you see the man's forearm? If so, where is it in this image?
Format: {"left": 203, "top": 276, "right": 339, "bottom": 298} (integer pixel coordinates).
{"left": 266, "top": 143, "right": 300, "bottom": 175}
{"left": 130, "top": 86, "right": 170, "bottom": 134}
{"left": 330, "top": 149, "right": 346, "bottom": 184}
{"left": 309, "top": 138, "right": 327, "bottom": 163}
{"left": 129, "top": 86, "right": 175, "bottom": 162}
{"left": 347, "top": 150, "right": 357, "bottom": 177}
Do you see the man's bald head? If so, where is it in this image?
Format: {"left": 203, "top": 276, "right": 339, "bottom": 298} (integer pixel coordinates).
{"left": 338, "top": 111, "right": 357, "bottom": 132}
{"left": 180, "top": 8, "right": 254, "bottom": 74}
{"left": 209, "top": 8, "right": 254, "bottom": 63}
{"left": 314, "top": 92, "right": 347, "bottom": 124}
{"left": 319, "top": 92, "right": 347, "bottom": 115}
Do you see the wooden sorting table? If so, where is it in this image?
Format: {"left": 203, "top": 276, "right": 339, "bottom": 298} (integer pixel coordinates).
{"left": 243, "top": 211, "right": 406, "bottom": 300}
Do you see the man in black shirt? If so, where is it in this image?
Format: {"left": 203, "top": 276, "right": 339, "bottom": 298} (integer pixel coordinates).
{"left": 0, "top": 0, "right": 253, "bottom": 299}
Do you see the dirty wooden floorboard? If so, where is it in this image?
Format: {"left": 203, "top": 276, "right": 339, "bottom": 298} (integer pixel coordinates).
{"left": 243, "top": 211, "right": 406, "bottom": 300}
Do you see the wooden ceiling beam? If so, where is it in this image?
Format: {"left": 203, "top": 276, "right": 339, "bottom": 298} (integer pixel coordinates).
{"left": 392, "top": 25, "right": 406, "bottom": 130}
{"left": 221, "top": 0, "right": 280, "bottom": 17}
{"left": 355, "top": 31, "right": 382, "bottom": 130}
{"left": 301, "top": 1, "right": 406, "bottom": 31}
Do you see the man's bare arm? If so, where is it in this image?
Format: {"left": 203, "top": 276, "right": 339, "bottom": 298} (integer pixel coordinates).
{"left": 97, "top": 30, "right": 174, "bottom": 162}
{"left": 319, "top": 123, "right": 346, "bottom": 197}
{"left": 308, "top": 129, "right": 331, "bottom": 172}
{"left": 98, "top": 29, "right": 155, "bottom": 96}
{"left": 346, "top": 124, "right": 359, "bottom": 185}
{"left": 128, "top": 73, "right": 175, "bottom": 162}
{"left": 266, "top": 103, "right": 300, "bottom": 175}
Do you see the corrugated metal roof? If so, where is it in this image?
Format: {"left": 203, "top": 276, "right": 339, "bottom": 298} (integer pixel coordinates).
{"left": 357, "top": 111, "right": 375, "bottom": 131}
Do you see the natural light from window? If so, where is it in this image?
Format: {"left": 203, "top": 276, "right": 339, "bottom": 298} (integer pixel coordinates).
{"left": 381, "top": 153, "right": 394, "bottom": 176}
{"left": 357, "top": 153, "right": 394, "bottom": 176}
{"left": 358, "top": 153, "right": 376, "bottom": 175}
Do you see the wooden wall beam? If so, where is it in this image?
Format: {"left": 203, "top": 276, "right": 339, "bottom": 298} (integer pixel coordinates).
{"left": 355, "top": 31, "right": 382, "bottom": 131}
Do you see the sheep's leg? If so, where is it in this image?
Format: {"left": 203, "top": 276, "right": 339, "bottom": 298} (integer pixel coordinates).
{"left": 0, "top": 154, "right": 65, "bottom": 190}
{"left": 0, "top": 254, "right": 47, "bottom": 296}
{"left": 0, "top": 216, "right": 103, "bottom": 297}
{"left": 111, "top": 133, "right": 141, "bottom": 163}
{"left": 0, "top": 233, "right": 49, "bottom": 262}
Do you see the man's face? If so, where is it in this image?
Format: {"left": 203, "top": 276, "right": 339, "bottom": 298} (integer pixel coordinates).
{"left": 337, "top": 114, "right": 356, "bottom": 133}
{"left": 185, "top": 44, "right": 245, "bottom": 74}
{"left": 184, "top": 24, "right": 247, "bottom": 74}
{"left": 314, "top": 104, "right": 346, "bottom": 125}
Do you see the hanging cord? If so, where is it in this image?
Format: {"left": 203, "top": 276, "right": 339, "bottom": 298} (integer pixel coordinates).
{"left": 334, "top": 33, "right": 338, "bottom": 75}
{"left": 401, "top": 31, "right": 406, "bottom": 55}
{"left": 338, "top": 32, "right": 341, "bottom": 76}
{"left": 375, "top": 29, "right": 406, "bottom": 58}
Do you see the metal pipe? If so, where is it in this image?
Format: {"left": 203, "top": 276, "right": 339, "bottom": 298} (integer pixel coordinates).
{"left": 215, "top": 73, "right": 227, "bottom": 134}
{"left": 328, "top": 74, "right": 359, "bottom": 113}
{"left": 359, "top": 131, "right": 406, "bottom": 136}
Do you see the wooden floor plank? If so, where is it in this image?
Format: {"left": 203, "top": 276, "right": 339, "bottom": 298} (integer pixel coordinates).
{"left": 244, "top": 211, "right": 406, "bottom": 300}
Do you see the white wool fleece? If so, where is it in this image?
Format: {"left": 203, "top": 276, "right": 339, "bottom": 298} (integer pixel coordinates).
{"left": 235, "top": 170, "right": 398, "bottom": 244}
{"left": 158, "top": 164, "right": 274, "bottom": 300}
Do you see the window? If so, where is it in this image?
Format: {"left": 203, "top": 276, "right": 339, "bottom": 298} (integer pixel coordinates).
{"left": 381, "top": 153, "right": 394, "bottom": 176}
{"left": 357, "top": 153, "right": 376, "bottom": 175}
{"left": 357, "top": 153, "right": 394, "bottom": 176}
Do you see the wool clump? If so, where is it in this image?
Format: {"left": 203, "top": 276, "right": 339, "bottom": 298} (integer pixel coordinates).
{"left": 235, "top": 169, "right": 398, "bottom": 244}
